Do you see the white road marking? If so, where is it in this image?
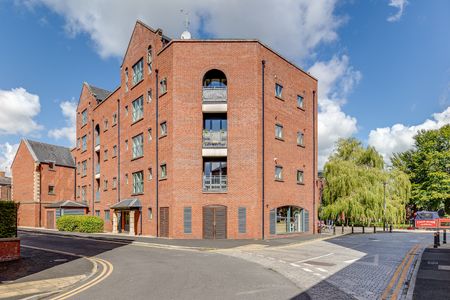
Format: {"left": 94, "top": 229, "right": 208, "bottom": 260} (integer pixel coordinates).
{"left": 303, "top": 263, "right": 313, "bottom": 266}
{"left": 438, "top": 265, "right": 450, "bottom": 271}
{"left": 290, "top": 263, "right": 300, "bottom": 267}
{"left": 316, "top": 267, "right": 328, "bottom": 273}
{"left": 344, "top": 258, "right": 358, "bottom": 264}
{"left": 267, "top": 257, "right": 275, "bottom": 260}
{"left": 294, "top": 253, "right": 334, "bottom": 264}
{"left": 313, "top": 273, "right": 322, "bottom": 277}
{"left": 278, "top": 260, "right": 286, "bottom": 263}
{"left": 302, "top": 268, "right": 313, "bottom": 273}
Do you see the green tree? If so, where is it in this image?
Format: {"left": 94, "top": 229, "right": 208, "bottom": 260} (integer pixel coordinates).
{"left": 392, "top": 124, "right": 450, "bottom": 212}
{"left": 320, "top": 138, "right": 410, "bottom": 225}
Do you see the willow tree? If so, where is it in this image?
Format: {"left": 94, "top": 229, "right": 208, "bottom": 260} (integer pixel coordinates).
{"left": 320, "top": 138, "right": 410, "bottom": 225}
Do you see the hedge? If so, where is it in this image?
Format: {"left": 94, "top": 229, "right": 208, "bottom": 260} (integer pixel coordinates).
{"left": 56, "top": 215, "right": 104, "bottom": 233}
{"left": 0, "top": 201, "right": 18, "bottom": 238}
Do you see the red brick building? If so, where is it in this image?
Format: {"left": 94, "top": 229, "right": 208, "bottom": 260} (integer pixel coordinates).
{"left": 11, "top": 139, "right": 82, "bottom": 229}
{"left": 0, "top": 171, "right": 12, "bottom": 201}
{"left": 71, "top": 20, "right": 318, "bottom": 239}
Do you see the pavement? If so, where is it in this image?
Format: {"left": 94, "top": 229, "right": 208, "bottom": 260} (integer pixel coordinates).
{"left": 412, "top": 232, "right": 450, "bottom": 300}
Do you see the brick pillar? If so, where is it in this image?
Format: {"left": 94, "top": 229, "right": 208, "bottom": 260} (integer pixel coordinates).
{"left": 129, "top": 210, "right": 135, "bottom": 236}
{"left": 112, "top": 211, "right": 118, "bottom": 234}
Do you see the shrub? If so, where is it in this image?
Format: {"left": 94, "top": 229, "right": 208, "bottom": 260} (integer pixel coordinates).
{"left": 56, "top": 215, "right": 104, "bottom": 233}
{"left": 0, "top": 201, "right": 18, "bottom": 238}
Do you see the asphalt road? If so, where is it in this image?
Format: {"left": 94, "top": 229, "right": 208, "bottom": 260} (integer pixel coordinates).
{"left": 15, "top": 231, "right": 433, "bottom": 300}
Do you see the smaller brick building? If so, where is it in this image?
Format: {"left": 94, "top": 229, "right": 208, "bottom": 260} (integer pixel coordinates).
{"left": 11, "top": 139, "right": 84, "bottom": 229}
{"left": 0, "top": 171, "right": 12, "bottom": 201}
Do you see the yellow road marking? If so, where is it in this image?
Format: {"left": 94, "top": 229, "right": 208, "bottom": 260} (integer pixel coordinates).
{"left": 381, "top": 244, "right": 419, "bottom": 300}
{"left": 391, "top": 245, "right": 419, "bottom": 299}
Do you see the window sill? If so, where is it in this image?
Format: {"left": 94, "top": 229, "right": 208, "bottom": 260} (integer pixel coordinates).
{"left": 159, "top": 177, "right": 168, "bottom": 181}
{"left": 297, "top": 144, "right": 305, "bottom": 148}
{"left": 159, "top": 134, "right": 167, "bottom": 139}
{"left": 131, "top": 118, "right": 143, "bottom": 126}
{"left": 81, "top": 150, "right": 87, "bottom": 154}
{"left": 112, "top": 123, "right": 117, "bottom": 127}
{"left": 297, "top": 106, "right": 305, "bottom": 111}
{"left": 48, "top": 193, "right": 55, "bottom": 196}
{"left": 131, "top": 156, "right": 143, "bottom": 162}
{"left": 131, "top": 79, "right": 144, "bottom": 90}
{"left": 131, "top": 193, "right": 144, "bottom": 196}
{"left": 81, "top": 175, "right": 87, "bottom": 178}
{"left": 48, "top": 169, "right": 56, "bottom": 172}
{"left": 103, "top": 128, "right": 108, "bottom": 132}
{"left": 297, "top": 182, "right": 305, "bottom": 185}
{"left": 275, "top": 179, "right": 284, "bottom": 182}
{"left": 275, "top": 137, "right": 284, "bottom": 142}
{"left": 275, "top": 96, "right": 284, "bottom": 101}
{"left": 81, "top": 124, "right": 87, "bottom": 129}
{"left": 159, "top": 91, "right": 167, "bottom": 98}
{"left": 202, "top": 191, "right": 228, "bottom": 194}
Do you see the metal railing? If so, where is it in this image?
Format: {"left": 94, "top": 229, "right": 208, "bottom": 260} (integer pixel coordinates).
{"left": 203, "top": 130, "right": 227, "bottom": 148}
{"left": 95, "top": 164, "right": 100, "bottom": 175}
{"left": 203, "top": 175, "right": 227, "bottom": 192}
{"left": 202, "top": 87, "right": 227, "bottom": 103}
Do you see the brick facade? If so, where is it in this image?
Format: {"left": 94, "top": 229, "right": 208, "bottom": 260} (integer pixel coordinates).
{"left": 72, "top": 21, "right": 318, "bottom": 239}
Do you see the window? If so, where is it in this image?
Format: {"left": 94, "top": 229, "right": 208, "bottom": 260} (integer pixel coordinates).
{"left": 125, "top": 139, "right": 128, "bottom": 151}
{"left": 132, "top": 58, "right": 144, "bottom": 85}
{"left": 275, "top": 165, "right": 283, "bottom": 181}
{"left": 48, "top": 185, "right": 55, "bottom": 195}
{"left": 112, "top": 177, "right": 117, "bottom": 189}
{"left": 147, "top": 46, "right": 153, "bottom": 74}
{"left": 125, "top": 68, "right": 129, "bottom": 92}
{"left": 297, "top": 170, "right": 304, "bottom": 184}
{"left": 148, "top": 167, "right": 153, "bottom": 181}
{"left": 95, "top": 210, "right": 100, "bottom": 217}
{"left": 275, "top": 83, "right": 283, "bottom": 98}
{"left": 104, "top": 179, "right": 108, "bottom": 191}
{"left": 160, "top": 78, "right": 167, "bottom": 94}
{"left": 81, "top": 109, "right": 88, "bottom": 126}
{"left": 160, "top": 122, "right": 167, "bottom": 136}
{"left": 125, "top": 173, "right": 129, "bottom": 184}
{"left": 148, "top": 128, "right": 152, "bottom": 142}
{"left": 81, "top": 160, "right": 87, "bottom": 177}
{"left": 297, "top": 95, "right": 304, "bottom": 109}
{"left": 132, "top": 134, "right": 144, "bottom": 159}
{"left": 132, "top": 171, "right": 144, "bottom": 194}
{"left": 160, "top": 163, "right": 167, "bottom": 179}
{"left": 275, "top": 124, "right": 283, "bottom": 140}
{"left": 297, "top": 131, "right": 304, "bottom": 146}
{"left": 81, "top": 186, "right": 87, "bottom": 202}
{"left": 48, "top": 162, "right": 55, "bottom": 170}
{"left": 132, "top": 96, "right": 144, "bottom": 122}
{"left": 81, "top": 135, "right": 87, "bottom": 151}
{"left": 147, "top": 89, "right": 152, "bottom": 103}
{"left": 125, "top": 105, "right": 128, "bottom": 116}
{"left": 104, "top": 210, "right": 110, "bottom": 221}
{"left": 104, "top": 119, "right": 109, "bottom": 130}
{"left": 148, "top": 207, "right": 153, "bottom": 220}
{"left": 238, "top": 207, "right": 246, "bottom": 233}
{"left": 104, "top": 149, "right": 108, "bottom": 161}
{"left": 112, "top": 113, "right": 117, "bottom": 125}
{"left": 184, "top": 207, "right": 192, "bottom": 234}
{"left": 113, "top": 145, "right": 117, "bottom": 157}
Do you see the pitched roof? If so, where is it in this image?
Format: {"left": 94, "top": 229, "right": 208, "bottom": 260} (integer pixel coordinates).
{"left": 110, "top": 198, "right": 142, "bottom": 210}
{"left": 45, "top": 200, "right": 88, "bottom": 208}
{"left": 24, "top": 139, "right": 75, "bottom": 168}
{"left": 0, "top": 176, "right": 11, "bottom": 185}
{"left": 86, "top": 83, "right": 112, "bottom": 102}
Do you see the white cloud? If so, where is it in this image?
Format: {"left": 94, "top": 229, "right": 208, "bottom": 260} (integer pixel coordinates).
{"left": 308, "top": 55, "right": 361, "bottom": 169}
{"left": 27, "top": 0, "right": 344, "bottom": 60}
{"left": 368, "top": 106, "right": 450, "bottom": 163}
{"left": 387, "top": 0, "right": 408, "bottom": 22}
{"left": 0, "top": 143, "right": 19, "bottom": 176}
{"left": 0, "top": 87, "right": 43, "bottom": 135}
{"left": 48, "top": 100, "right": 77, "bottom": 145}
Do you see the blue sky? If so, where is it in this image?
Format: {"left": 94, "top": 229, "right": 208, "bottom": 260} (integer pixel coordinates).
{"left": 0, "top": 0, "right": 449, "bottom": 172}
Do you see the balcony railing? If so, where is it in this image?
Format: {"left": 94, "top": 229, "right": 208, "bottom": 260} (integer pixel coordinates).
{"left": 95, "top": 164, "right": 100, "bottom": 175}
{"left": 203, "top": 175, "right": 227, "bottom": 192}
{"left": 203, "top": 130, "right": 227, "bottom": 148}
{"left": 202, "top": 87, "right": 227, "bottom": 103}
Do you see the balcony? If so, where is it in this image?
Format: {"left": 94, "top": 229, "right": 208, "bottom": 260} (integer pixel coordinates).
{"left": 202, "top": 87, "right": 227, "bottom": 103}
{"left": 95, "top": 164, "right": 100, "bottom": 179}
{"left": 203, "top": 130, "right": 227, "bottom": 148}
{"left": 203, "top": 175, "right": 227, "bottom": 192}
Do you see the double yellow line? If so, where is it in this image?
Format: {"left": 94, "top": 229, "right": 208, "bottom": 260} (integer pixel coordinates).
{"left": 382, "top": 244, "right": 420, "bottom": 300}
{"left": 50, "top": 257, "right": 113, "bottom": 300}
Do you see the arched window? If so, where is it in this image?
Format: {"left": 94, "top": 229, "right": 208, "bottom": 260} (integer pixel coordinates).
{"left": 95, "top": 124, "right": 100, "bottom": 146}
{"left": 202, "top": 69, "right": 227, "bottom": 88}
{"left": 125, "top": 68, "right": 129, "bottom": 92}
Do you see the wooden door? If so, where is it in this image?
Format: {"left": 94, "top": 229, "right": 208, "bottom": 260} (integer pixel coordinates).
{"left": 203, "top": 206, "right": 227, "bottom": 239}
{"left": 46, "top": 211, "right": 54, "bottom": 229}
{"left": 159, "top": 207, "right": 169, "bottom": 238}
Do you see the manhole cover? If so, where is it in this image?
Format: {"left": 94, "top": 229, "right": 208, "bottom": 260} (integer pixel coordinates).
{"left": 305, "top": 261, "right": 335, "bottom": 267}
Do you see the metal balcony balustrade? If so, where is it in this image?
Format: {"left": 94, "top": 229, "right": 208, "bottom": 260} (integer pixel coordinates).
{"left": 202, "top": 130, "right": 227, "bottom": 148}
{"left": 203, "top": 175, "right": 227, "bottom": 192}
{"left": 202, "top": 87, "right": 227, "bottom": 103}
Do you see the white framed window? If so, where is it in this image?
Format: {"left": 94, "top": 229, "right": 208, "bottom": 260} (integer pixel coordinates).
{"left": 81, "top": 160, "right": 87, "bottom": 176}
{"left": 275, "top": 83, "right": 283, "bottom": 98}
{"left": 48, "top": 185, "right": 55, "bottom": 195}
{"left": 104, "top": 179, "right": 108, "bottom": 191}
{"left": 275, "top": 124, "right": 283, "bottom": 140}
{"left": 160, "top": 163, "right": 167, "bottom": 179}
{"left": 104, "top": 119, "right": 109, "bottom": 130}
{"left": 160, "top": 78, "right": 167, "bottom": 94}
{"left": 104, "top": 149, "right": 108, "bottom": 161}
{"left": 297, "top": 95, "right": 304, "bottom": 109}
{"left": 81, "top": 109, "right": 88, "bottom": 126}
{"left": 297, "top": 170, "right": 304, "bottom": 184}
{"left": 132, "top": 96, "right": 144, "bottom": 122}
{"left": 297, "top": 131, "right": 304, "bottom": 146}
{"left": 160, "top": 122, "right": 167, "bottom": 136}
{"left": 112, "top": 112, "right": 117, "bottom": 125}
{"left": 132, "top": 171, "right": 144, "bottom": 194}
{"left": 148, "top": 128, "right": 152, "bottom": 142}
{"left": 112, "top": 177, "right": 117, "bottom": 189}
{"left": 148, "top": 167, "right": 153, "bottom": 181}
{"left": 113, "top": 145, "right": 117, "bottom": 157}
{"left": 81, "top": 186, "right": 87, "bottom": 201}
{"left": 147, "top": 89, "right": 152, "bottom": 103}
{"left": 148, "top": 207, "right": 153, "bottom": 220}
{"left": 275, "top": 165, "right": 283, "bottom": 181}
{"left": 81, "top": 135, "right": 87, "bottom": 151}
{"left": 132, "top": 58, "right": 144, "bottom": 85}
{"left": 132, "top": 134, "right": 144, "bottom": 159}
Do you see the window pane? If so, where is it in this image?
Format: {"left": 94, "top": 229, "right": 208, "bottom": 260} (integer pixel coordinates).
{"left": 297, "top": 95, "right": 304, "bottom": 108}
{"left": 132, "top": 96, "right": 143, "bottom": 122}
{"left": 275, "top": 84, "right": 283, "bottom": 98}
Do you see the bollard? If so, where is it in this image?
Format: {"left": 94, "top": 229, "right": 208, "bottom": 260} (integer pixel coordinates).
{"left": 383, "top": 222, "right": 386, "bottom": 232}
{"left": 444, "top": 229, "right": 447, "bottom": 244}
{"left": 434, "top": 232, "right": 439, "bottom": 248}
{"left": 351, "top": 225, "right": 354, "bottom": 234}
{"left": 374, "top": 226, "right": 376, "bottom": 233}
{"left": 342, "top": 224, "right": 344, "bottom": 234}
{"left": 333, "top": 226, "right": 336, "bottom": 235}
{"left": 437, "top": 230, "right": 441, "bottom": 246}
{"left": 362, "top": 226, "right": 365, "bottom": 234}
{"left": 389, "top": 225, "right": 392, "bottom": 233}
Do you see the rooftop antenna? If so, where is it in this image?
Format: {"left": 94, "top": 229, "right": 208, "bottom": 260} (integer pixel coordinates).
{"left": 180, "top": 9, "right": 191, "bottom": 39}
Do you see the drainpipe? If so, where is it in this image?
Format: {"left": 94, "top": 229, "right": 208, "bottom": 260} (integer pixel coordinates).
{"left": 117, "top": 98, "right": 121, "bottom": 203}
{"left": 74, "top": 157, "right": 77, "bottom": 201}
{"left": 261, "top": 60, "right": 266, "bottom": 240}
{"left": 39, "top": 164, "right": 42, "bottom": 227}
{"left": 91, "top": 119, "right": 95, "bottom": 215}
{"left": 312, "top": 90, "right": 316, "bottom": 234}
{"left": 155, "top": 69, "right": 159, "bottom": 237}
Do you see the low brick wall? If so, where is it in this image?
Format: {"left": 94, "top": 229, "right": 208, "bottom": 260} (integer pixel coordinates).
{"left": 0, "top": 238, "right": 20, "bottom": 262}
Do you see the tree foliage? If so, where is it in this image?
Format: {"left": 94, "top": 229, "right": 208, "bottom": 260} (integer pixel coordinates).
{"left": 320, "top": 138, "right": 410, "bottom": 225}
{"left": 392, "top": 124, "right": 450, "bottom": 212}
